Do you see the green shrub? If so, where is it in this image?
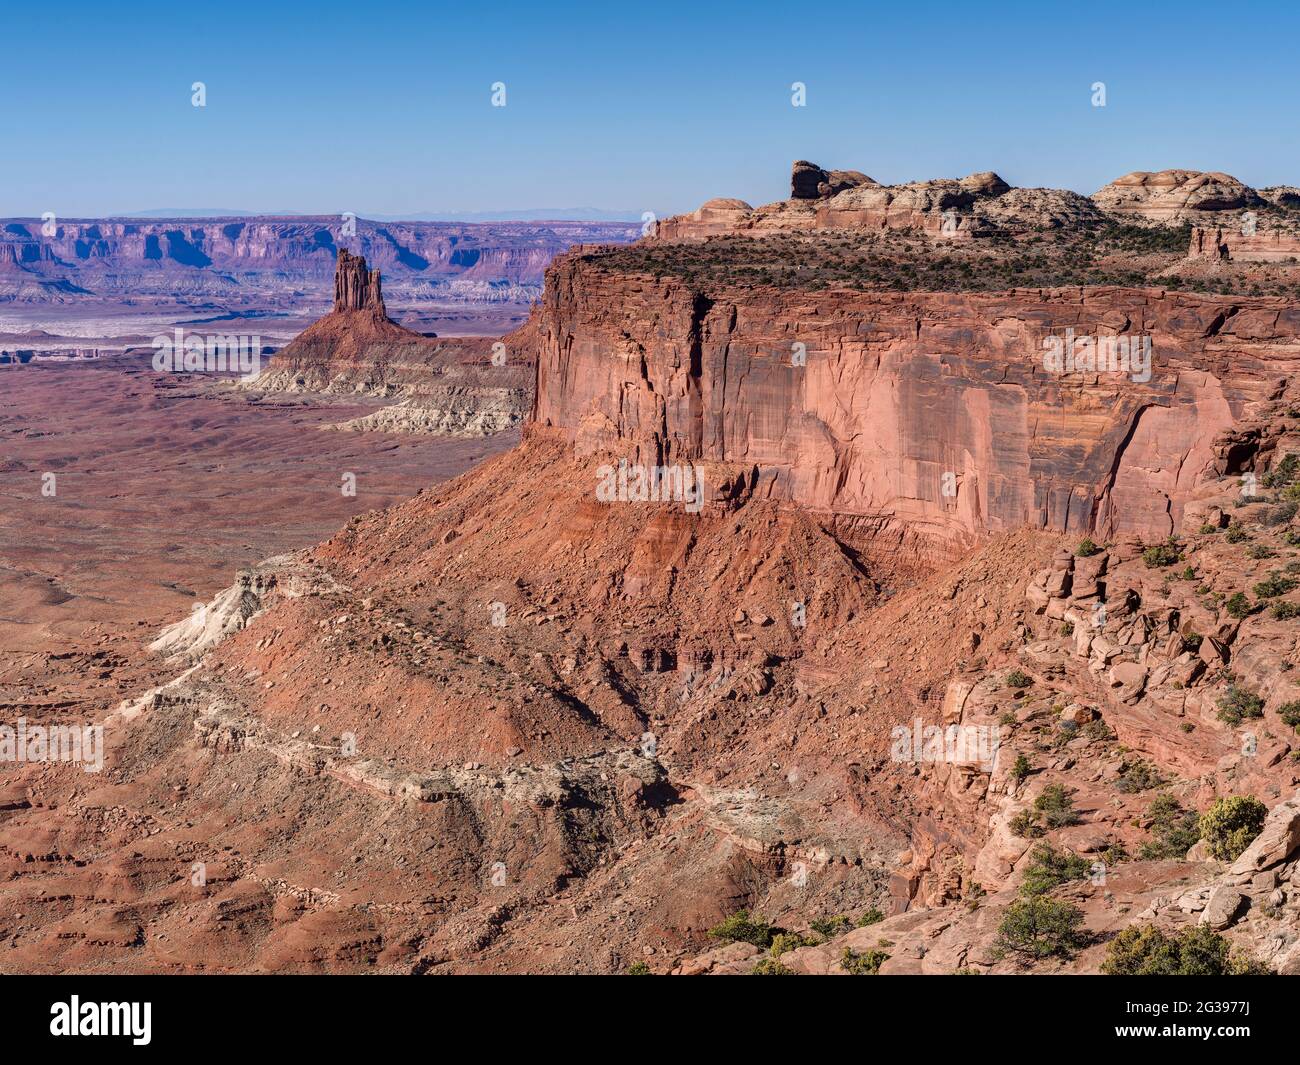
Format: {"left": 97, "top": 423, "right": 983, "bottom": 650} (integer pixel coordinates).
{"left": 1254, "top": 571, "right": 1298, "bottom": 598}
{"left": 1199, "top": 796, "right": 1268, "bottom": 861}
{"left": 1225, "top": 592, "right": 1258, "bottom": 619}
{"left": 1216, "top": 684, "right": 1265, "bottom": 726}
{"left": 1198, "top": 523, "right": 1219, "bottom": 535}
{"left": 1271, "top": 600, "right": 1300, "bottom": 619}
{"left": 1138, "top": 793, "right": 1200, "bottom": 859}
{"left": 1178, "top": 565, "right": 1197, "bottom": 580}
{"left": 708, "top": 909, "right": 774, "bottom": 947}
{"left": 1076, "top": 538, "right": 1101, "bottom": 557}
{"left": 1010, "top": 754, "right": 1032, "bottom": 783}
{"left": 1102, "top": 924, "right": 1268, "bottom": 975}
{"left": 1116, "top": 759, "right": 1163, "bottom": 793}
{"left": 1019, "top": 843, "right": 1092, "bottom": 897}
{"left": 1262, "top": 453, "right": 1300, "bottom": 489}
{"left": 1225, "top": 525, "right": 1249, "bottom": 543}
{"left": 1010, "top": 809, "right": 1044, "bottom": 838}
{"left": 809, "top": 915, "right": 852, "bottom": 938}
{"left": 1246, "top": 543, "right": 1276, "bottom": 560}
{"left": 995, "top": 897, "right": 1087, "bottom": 961}
{"left": 1278, "top": 701, "right": 1300, "bottom": 730}
{"left": 855, "top": 907, "right": 885, "bottom": 927}
{"left": 1005, "top": 669, "right": 1032, "bottom": 689}
{"left": 769, "top": 932, "right": 816, "bottom": 956}
{"left": 840, "top": 947, "right": 888, "bottom": 974}
{"left": 625, "top": 961, "right": 652, "bottom": 975}
{"left": 1142, "top": 541, "right": 1182, "bottom": 568}
{"left": 751, "top": 957, "right": 795, "bottom": 975}
{"left": 1034, "top": 783, "right": 1080, "bottom": 828}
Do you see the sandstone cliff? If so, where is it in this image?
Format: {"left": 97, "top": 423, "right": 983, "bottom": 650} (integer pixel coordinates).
{"left": 530, "top": 250, "right": 1300, "bottom": 551}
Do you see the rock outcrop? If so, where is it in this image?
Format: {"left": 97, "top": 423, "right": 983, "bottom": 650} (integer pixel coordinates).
{"left": 333, "top": 248, "right": 386, "bottom": 313}
{"left": 1092, "top": 169, "right": 1260, "bottom": 222}
{"left": 247, "top": 249, "right": 533, "bottom": 435}
{"left": 533, "top": 250, "right": 1300, "bottom": 550}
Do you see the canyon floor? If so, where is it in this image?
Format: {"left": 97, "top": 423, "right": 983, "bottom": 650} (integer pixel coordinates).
{"left": 0, "top": 353, "right": 516, "bottom": 734}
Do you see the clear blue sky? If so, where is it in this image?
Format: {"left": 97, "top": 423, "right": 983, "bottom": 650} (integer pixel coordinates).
{"left": 4, "top": 0, "right": 1296, "bottom": 218}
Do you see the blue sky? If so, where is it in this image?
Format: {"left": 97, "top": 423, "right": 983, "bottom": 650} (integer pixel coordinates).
{"left": 4, "top": 0, "right": 1296, "bottom": 218}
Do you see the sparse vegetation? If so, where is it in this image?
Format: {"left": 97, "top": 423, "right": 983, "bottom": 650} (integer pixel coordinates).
{"left": 855, "top": 907, "right": 885, "bottom": 927}
{"left": 1005, "top": 669, "right": 1032, "bottom": 689}
{"left": 1141, "top": 540, "right": 1182, "bottom": 568}
{"left": 809, "top": 915, "right": 852, "bottom": 938}
{"left": 1102, "top": 924, "right": 1269, "bottom": 975}
{"left": 995, "top": 897, "right": 1088, "bottom": 961}
{"left": 1216, "top": 684, "right": 1265, "bottom": 727}
{"left": 1278, "top": 701, "right": 1300, "bottom": 731}
{"left": 625, "top": 961, "right": 652, "bottom": 975}
{"left": 1019, "top": 843, "right": 1092, "bottom": 896}
{"left": 1076, "top": 538, "right": 1101, "bottom": 557}
{"left": 840, "top": 947, "right": 889, "bottom": 974}
{"left": 1116, "top": 759, "right": 1164, "bottom": 793}
{"left": 1139, "top": 793, "right": 1200, "bottom": 860}
{"left": 1262, "top": 453, "right": 1300, "bottom": 489}
{"left": 769, "top": 932, "right": 817, "bottom": 956}
{"left": 1198, "top": 796, "right": 1268, "bottom": 861}
{"left": 1254, "top": 571, "right": 1298, "bottom": 599}
{"left": 750, "top": 957, "right": 795, "bottom": 975}
{"left": 1010, "top": 809, "right": 1044, "bottom": 839}
{"left": 708, "top": 909, "right": 774, "bottom": 948}
{"left": 1225, "top": 525, "right": 1249, "bottom": 544}
{"left": 1034, "top": 783, "right": 1080, "bottom": 828}
{"left": 1225, "top": 592, "right": 1258, "bottom": 619}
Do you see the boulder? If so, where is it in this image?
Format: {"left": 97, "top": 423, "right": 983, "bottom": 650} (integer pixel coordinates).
{"left": 1228, "top": 796, "right": 1300, "bottom": 875}
{"left": 1198, "top": 885, "right": 1246, "bottom": 930}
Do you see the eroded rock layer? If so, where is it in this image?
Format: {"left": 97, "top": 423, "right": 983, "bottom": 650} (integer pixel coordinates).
{"left": 532, "top": 251, "right": 1300, "bottom": 549}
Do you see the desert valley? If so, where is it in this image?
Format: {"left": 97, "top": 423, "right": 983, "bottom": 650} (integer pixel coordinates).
{"left": 4, "top": 161, "right": 1300, "bottom": 984}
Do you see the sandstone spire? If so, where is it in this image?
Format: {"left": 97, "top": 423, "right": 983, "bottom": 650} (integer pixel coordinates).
{"left": 334, "top": 248, "right": 386, "bottom": 314}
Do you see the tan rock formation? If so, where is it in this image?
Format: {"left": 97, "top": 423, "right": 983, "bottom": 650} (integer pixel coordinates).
{"left": 1092, "top": 169, "right": 1259, "bottom": 223}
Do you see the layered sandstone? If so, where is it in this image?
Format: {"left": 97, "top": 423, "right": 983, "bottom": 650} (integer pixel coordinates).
{"left": 1189, "top": 224, "right": 1300, "bottom": 262}
{"left": 1092, "top": 169, "right": 1259, "bottom": 222}
{"left": 532, "top": 250, "right": 1300, "bottom": 550}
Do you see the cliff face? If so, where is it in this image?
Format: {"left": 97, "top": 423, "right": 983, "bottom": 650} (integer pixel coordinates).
{"left": 531, "top": 252, "right": 1300, "bottom": 548}
{"left": 334, "top": 248, "right": 386, "bottom": 313}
